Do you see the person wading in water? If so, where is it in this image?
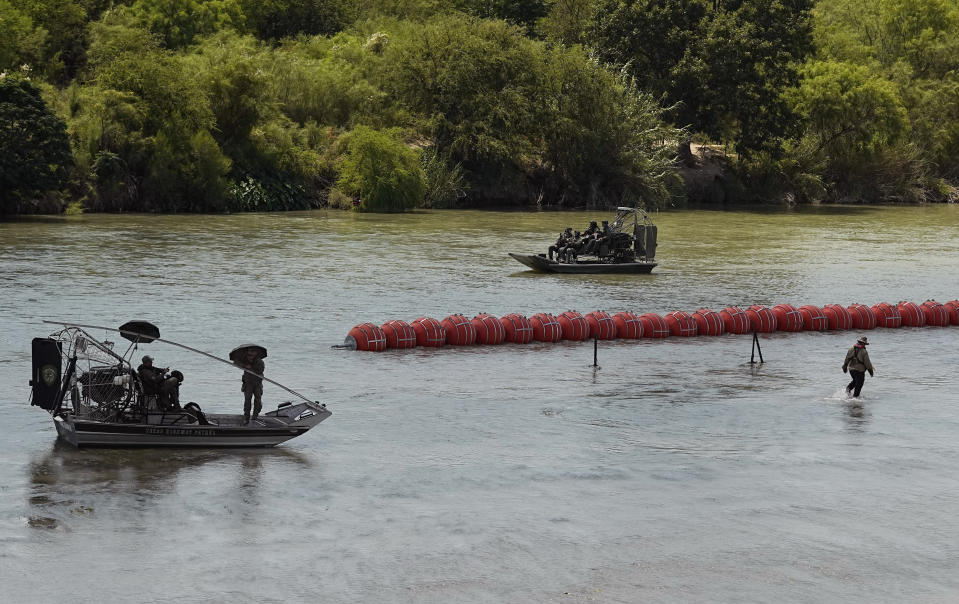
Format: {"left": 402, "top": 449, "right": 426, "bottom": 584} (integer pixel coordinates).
{"left": 842, "top": 336, "right": 875, "bottom": 397}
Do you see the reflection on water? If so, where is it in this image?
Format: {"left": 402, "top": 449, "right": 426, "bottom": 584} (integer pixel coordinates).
{"left": 27, "top": 442, "right": 311, "bottom": 530}
{"left": 843, "top": 399, "right": 871, "bottom": 432}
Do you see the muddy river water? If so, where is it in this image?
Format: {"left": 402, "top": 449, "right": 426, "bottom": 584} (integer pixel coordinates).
{"left": 1, "top": 205, "right": 958, "bottom": 602}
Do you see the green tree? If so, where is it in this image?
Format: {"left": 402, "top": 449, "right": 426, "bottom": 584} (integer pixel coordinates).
{"left": 815, "top": 0, "right": 959, "bottom": 199}
{"left": 383, "top": 13, "right": 679, "bottom": 206}
{"left": 129, "top": 0, "right": 246, "bottom": 49}
{"left": 335, "top": 125, "right": 426, "bottom": 211}
{"left": 0, "top": 75, "right": 72, "bottom": 213}
{"left": 69, "top": 13, "right": 233, "bottom": 211}
{"left": 0, "top": 1, "right": 46, "bottom": 70}
{"left": 237, "top": 0, "right": 351, "bottom": 40}
{"left": 383, "top": 17, "right": 545, "bottom": 180}
{"left": 539, "top": 44, "right": 680, "bottom": 206}
{"left": 453, "top": 0, "right": 549, "bottom": 31}
{"left": 789, "top": 60, "right": 908, "bottom": 158}
{"left": 590, "top": 0, "right": 815, "bottom": 157}
{"left": 537, "top": 0, "right": 597, "bottom": 45}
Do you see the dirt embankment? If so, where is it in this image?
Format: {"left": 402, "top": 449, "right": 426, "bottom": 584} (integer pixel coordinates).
{"left": 677, "top": 144, "right": 733, "bottom": 205}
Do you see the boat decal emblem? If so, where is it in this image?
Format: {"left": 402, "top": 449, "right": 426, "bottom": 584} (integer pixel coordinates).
{"left": 41, "top": 365, "right": 58, "bottom": 387}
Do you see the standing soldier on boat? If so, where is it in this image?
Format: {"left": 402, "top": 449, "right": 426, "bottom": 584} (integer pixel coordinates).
{"left": 236, "top": 346, "right": 265, "bottom": 424}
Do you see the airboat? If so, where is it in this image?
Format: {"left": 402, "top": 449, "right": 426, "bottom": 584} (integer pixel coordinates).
{"left": 29, "top": 320, "right": 331, "bottom": 448}
{"left": 509, "top": 207, "right": 658, "bottom": 274}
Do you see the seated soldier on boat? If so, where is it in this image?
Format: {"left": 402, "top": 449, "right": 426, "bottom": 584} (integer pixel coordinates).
{"left": 136, "top": 355, "right": 184, "bottom": 411}
{"left": 548, "top": 227, "right": 574, "bottom": 261}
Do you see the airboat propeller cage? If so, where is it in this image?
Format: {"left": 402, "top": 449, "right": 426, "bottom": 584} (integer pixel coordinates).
{"left": 612, "top": 207, "right": 656, "bottom": 261}
{"left": 229, "top": 344, "right": 268, "bottom": 361}
{"left": 119, "top": 320, "right": 160, "bottom": 343}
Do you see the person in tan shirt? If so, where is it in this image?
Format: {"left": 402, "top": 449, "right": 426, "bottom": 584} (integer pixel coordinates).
{"left": 842, "top": 336, "right": 875, "bottom": 397}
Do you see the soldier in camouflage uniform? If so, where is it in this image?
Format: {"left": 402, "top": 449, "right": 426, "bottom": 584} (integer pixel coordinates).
{"left": 240, "top": 348, "right": 265, "bottom": 424}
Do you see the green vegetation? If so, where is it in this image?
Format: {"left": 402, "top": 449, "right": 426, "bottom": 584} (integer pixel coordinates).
{"left": 1, "top": 0, "right": 958, "bottom": 214}
{"left": 0, "top": 74, "right": 72, "bottom": 213}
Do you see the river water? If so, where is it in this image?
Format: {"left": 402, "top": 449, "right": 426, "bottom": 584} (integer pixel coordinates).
{"left": 1, "top": 205, "right": 958, "bottom": 603}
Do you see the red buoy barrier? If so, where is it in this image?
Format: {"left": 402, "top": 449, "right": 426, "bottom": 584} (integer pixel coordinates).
{"left": 692, "top": 308, "right": 725, "bottom": 336}
{"left": 585, "top": 311, "right": 617, "bottom": 340}
{"left": 556, "top": 311, "right": 589, "bottom": 341}
{"left": 944, "top": 300, "right": 959, "bottom": 325}
{"left": 381, "top": 320, "right": 417, "bottom": 349}
{"left": 745, "top": 305, "right": 777, "bottom": 333}
{"left": 530, "top": 312, "right": 563, "bottom": 342}
{"left": 871, "top": 302, "right": 901, "bottom": 328}
{"left": 500, "top": 313, "right": 534, "bottom": 344}
{"left": 847, "top": 304, "right": 876, "bottom": 329}
{"left": 822, "top": 304, "right": 853, "bottom": 330}
{"left": 665, "top": 310, "right": 697, "bottom": 337}
{"left": 612, "top": 311, "right": 643, "bottom": 339}
{"left": 797, "top": 305, "right": 828, "bottom": 331}
{"left": 920, "top": 300, "right": 949, "bottom": 327}
{"left": 442, "top": 314, "right": 476, "bottom": 346}
{"left": 638, "top": 313, "right": 669, "bottom": 338}
{"left": 897, "top": 301, "right": 925, "bottom": 327}
{"left": 719, "top": 306, "right": 750, "bottom": 334}
{"left": 411, "top": 317, "right": 446, "bottom": 347}
{"left": 772, "top": 303, "right": 803, "bottom": 332}
{"left": 346, "top": 322, "right": 387, "bottom": 352}
{"left": 472, "top": 314, "right": 506, "bottom": 345}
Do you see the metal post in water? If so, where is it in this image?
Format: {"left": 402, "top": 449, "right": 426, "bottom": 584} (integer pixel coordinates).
{"left": 593, "top": 336, "right": 599, "bottom": 369}
{"left": 750, "top": 331, "right": 764, "bottom": 364}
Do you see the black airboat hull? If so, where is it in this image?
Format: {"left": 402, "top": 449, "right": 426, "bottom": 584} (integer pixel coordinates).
{"left": 509, "top": 253, "right": 657, "bottom": 274}
{"left": 52, "top": 402, "right": 331, "bottom": 448}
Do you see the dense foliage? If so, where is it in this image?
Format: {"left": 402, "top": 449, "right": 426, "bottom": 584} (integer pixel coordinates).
{"left": 1, "top": 0, "right": 957, "bottom": 213}
{"left": 0, "top": 74, "right": 73, "bottom": 213}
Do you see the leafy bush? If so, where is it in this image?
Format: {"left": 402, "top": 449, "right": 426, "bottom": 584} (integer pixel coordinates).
{"left": 335, "top": 125, "right": 425, "bottom": 212}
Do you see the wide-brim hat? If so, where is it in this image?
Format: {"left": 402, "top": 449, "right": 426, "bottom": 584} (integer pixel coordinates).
{"left": 857, "top": 336, "right": 869, "bottom": 345}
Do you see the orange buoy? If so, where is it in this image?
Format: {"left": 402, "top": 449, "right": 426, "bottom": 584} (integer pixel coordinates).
{"left": 920, "top": 300, "right": 949, "bottom": 327}
{"left": 847, "top": 303, "right": 877, "bottom": 330}
{"left": 556, "top": 311, "right": 589, "bottom": 341}
{"left": 692, "top": 308, "right": 725, "bottom": 336}
{"left": 944, "top": 300, "right": 959, "bottom": 325}
{"left": 797, "top": 305, "right": 828, "bottom": 331}
{"left": 772, "top": 304, "right": 803, "bottom": 332}
{"left": 381, "top": 320, "right": 417, "bottom": 349}
{"left": 585, "top": 311, "right": 617, "bottom": 340}
{"left": 500, "top": 313, "right": 534, "bottom": 344}
{"left": 822, "top": 304, "right": 853, "bottom": 330}
{"left": 612, "top": 311, "right": 643, "bottom": 339}
{"left": 638, "top": 313, "right": 669, "bottom": 338}
{"left": 719, "top": 306, "right": 750, "bottom": 334}
{"left": 871, "top": 302, "right": 902, "bottom": 328}
{"left": 896, "top": 301, "right": 925, "bottom": 327}
{"left": 411, "top": 317, "right": 446, "bottom": 347}
{"left": 745, "top": 305, "right": 777, "bottom": 333}
{"left": 472, "top": 313, "right": 506, "bottom": 345}
{"left": 530, "top": 312, "right": 563, "bottom": 342}
{"left": 442, "top": 314, "right": 477, "bottom": 345}
{"left": 345, "top": 322, "right": 387, "bottom": 352}
{"left": 665, "top": 310, "right": 697, "bottom": 337}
